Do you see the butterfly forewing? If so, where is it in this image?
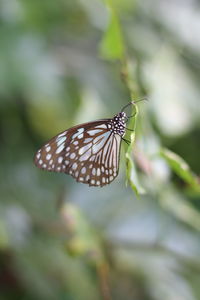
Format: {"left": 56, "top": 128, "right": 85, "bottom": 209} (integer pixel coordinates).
{"left": 34, "top": 119, "right": 122, "bottom": 187}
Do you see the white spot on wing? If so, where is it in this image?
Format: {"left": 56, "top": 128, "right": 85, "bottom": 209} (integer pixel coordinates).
{"left": 46, "top": 154, "right": 51, "bottom": 160}
{"left": 114, "top": 135, "right": 121, "bottom": 169}
{"left": 92, "top": 132, "right": 110, "bottom": 154}
{"left": 81, "top": 167, "right": 86, "bottom": 174}
{"left": 97, "top": 168, "right": 101, "bottom": 176}
{"left": 79, "top": 149, "right": 91, "bottom": 161}
{"left": 87, "top": 129, "right": 102, "bottom": 136}
{"left": 78, "top": 143, "right": 92, "bottom": 155}
{"left": 72, "top": 128, "right": 84, "bottom": 139}
{"left": 58, "top": 157, "right": 63, "bottom": 164}
{"left": 94, "top": 124, "right": 107, "bottom": 129}
{"left": 58, "top": 131, "right": 67, "bottom": 138}
{"left": 70, "top": 153, "right": 76, "bottom": 159}
{"left": 78, "top": 133, "right": 83, "bottom": 139}
{"left": 93, "top": 135, "right": 103, "bottom": 144}
{"left": 46, "top": 146, "right": 51, "bottom": 152}
{"left": 83, "top": 138, "right": 93, "bottom": 144}
{"left": 103, "top": 138, "right": 113, "bottom": 167}
{"left": 72, "top": 163, "right": 77, "bottom": 170}
{"left": 57, "top": 136, "right": 66, "bottom": 146}
{"left": 89, "top": 155, "right": 95, "bottom": 161}
{"left": 56, "top": 144, "right": 65, "bottom": 154}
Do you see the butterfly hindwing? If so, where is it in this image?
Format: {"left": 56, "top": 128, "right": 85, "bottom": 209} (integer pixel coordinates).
{"left": 34, "top": 120, "right": 122, "bottom": 187}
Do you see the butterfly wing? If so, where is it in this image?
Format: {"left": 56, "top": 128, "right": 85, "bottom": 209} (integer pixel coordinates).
{"left": 34, "top": 120, "right": 122, "bottom": 187}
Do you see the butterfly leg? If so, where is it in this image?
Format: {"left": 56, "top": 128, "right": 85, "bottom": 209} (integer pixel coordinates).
{"left": 122, "top": 137, "right": 131, "bottom": 145}
{"left": 125, "top": 127, "right": 134, "bottom": 131}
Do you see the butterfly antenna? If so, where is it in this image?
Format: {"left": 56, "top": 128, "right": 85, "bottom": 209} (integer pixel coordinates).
{"left": 121, "top": 101, "right": 134, "bottom": 113}
{"left": 133, "top": 97, "right": 149, "bottom": 104}
{"left": 121, "top": 98, "right": 148, "bottom": 118}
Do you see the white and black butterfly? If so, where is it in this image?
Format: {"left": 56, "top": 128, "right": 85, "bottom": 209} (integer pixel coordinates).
{"left": 34, "top": 102, "right": 135, "bottom": 187}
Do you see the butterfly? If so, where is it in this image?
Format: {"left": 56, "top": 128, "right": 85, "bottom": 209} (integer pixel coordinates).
{"left": 34, "top": 101, "right": 136, "bottom": 187}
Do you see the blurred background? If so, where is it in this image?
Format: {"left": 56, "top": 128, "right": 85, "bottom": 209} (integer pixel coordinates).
{"left": 0, "top": 0, "right": 200, "bottom": 299}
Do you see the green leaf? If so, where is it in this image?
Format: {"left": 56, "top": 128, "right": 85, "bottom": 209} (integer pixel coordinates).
{"left": 126, "top": 152, "right": 145, "bottom": 196}
{"left": 99, "top": 5, "right": 124, "bottom": 60}
{"left": 125, "top": 103, "right": 145, "bottom": 195}
{"left": 160, "top": 148, "right": 200, "bottom": 193}
{"left": 161, "top": 188, "right": 200, "bottom": 231}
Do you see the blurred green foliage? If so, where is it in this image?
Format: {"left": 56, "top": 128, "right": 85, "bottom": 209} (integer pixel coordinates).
{"left": 0, "top": 0, "right": 200, "bottom": 300}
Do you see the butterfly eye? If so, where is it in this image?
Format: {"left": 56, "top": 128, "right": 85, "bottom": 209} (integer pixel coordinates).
{"left": 34, "top": 106, "right": 129, "bottom": 187}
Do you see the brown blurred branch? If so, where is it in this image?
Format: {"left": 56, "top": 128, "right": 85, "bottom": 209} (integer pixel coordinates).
{"left": 97, "top": 262, "right": 112, "bottom": 300}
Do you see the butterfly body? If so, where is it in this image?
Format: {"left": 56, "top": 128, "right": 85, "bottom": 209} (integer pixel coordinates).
{"left": 34, "top": 110, "right": 128, "bottom": 187}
